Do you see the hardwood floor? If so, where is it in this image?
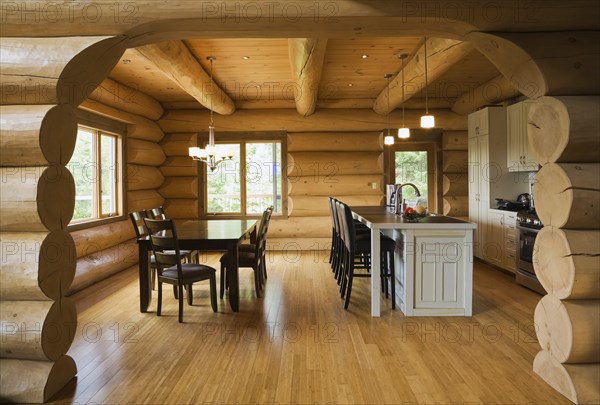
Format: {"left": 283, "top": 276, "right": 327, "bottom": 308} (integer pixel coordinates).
{"left": 48, "top": 252, "right": 569, "bottom": 405}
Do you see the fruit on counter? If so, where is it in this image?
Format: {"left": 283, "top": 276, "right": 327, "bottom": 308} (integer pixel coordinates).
{"left": 414, "top": 204, "right": 427, "bottom": 214}
{"left": 404, "top": 207, "right": 415, "bottom": 214}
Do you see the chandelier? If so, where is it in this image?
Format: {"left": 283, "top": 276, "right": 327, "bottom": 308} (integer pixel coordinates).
{"left": 188, "top": 56, "right": 233, "bottom": 171}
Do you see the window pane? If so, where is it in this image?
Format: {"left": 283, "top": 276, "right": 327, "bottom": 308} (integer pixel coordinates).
{"left": 394, "top": 151, "right": 428, "bottom": 207}
{"left": 207, "top": 144, "right": 241, "bottom": 213}
{"left": 100, "top": 134, "right": 117, "bottom": 216}
{"left": 246, "top": 142, "right": 282, "bottom": 214}
{"left": 70, "top": 128, "right": 95, "bottom": 221}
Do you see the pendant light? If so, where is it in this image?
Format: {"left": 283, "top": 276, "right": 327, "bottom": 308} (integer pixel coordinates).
{"left": 397, "top": 54, "right": 410, "bottom": 139}
{"left": 420, "top": 38, "right": 435, "bottom": 128}
{"left": 188, "top": 56, "right": 233, "bottom": 171}
{"left": 383, "top": 73, "right": 395, "bottom": 145}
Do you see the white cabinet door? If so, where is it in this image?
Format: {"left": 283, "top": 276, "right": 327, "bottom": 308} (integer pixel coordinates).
{"left": 507, "top": 101, "right": 538, "bottom": 172}
{"left": 507, "top": 103, "right": 522, "bottom": 171}
{"left": 486, "top": 211, "right": 504, "bottom": 266}
{"left": 414, "top": 235, "right": 466, "bottom": 309}
{"left": 468, "top": 137, "right": 481, "bottom": 258}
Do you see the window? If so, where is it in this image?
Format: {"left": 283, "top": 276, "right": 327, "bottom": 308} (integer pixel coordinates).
{"left": 204, "top": 134, "right": 285, "bottom": 216}
{"left": 68, "top": 124, "right": 122, "bottom": 224}
{"left": 387, "top": 140, "right": 439, "bottom": 212}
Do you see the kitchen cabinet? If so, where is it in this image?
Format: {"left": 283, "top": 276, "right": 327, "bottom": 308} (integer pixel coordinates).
{"left": 468, "top": 106, "right": 507, "bottom": 260}
{"left": 487, "top": 209, "right": 517, "bottom": 272}
{"left": 507, "top": 100, "right": 538, "bottom": 172}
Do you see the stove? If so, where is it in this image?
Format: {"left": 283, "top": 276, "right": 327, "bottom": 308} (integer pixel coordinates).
{"left": 516, "top": 211, "right": 543, "bottom": 229}
{"left": 515, "top": 210, "right": 546, "bottom": 294}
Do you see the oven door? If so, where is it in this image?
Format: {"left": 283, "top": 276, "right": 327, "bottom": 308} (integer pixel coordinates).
{"left": 517, "top": 225, "right": 539, "bottom": 274}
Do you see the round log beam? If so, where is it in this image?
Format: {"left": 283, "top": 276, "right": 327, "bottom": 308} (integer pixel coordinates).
{"left": 528, "top": 96, "right": 600, "bottom": 165}
{"left": 535, "top": 295, "right": 600, "bottom": 364}
{"left": 534, "top": 227, "right": 600, "bottom": 300}
{"left": 0, "top": 299, "right": 77, "bottom": 361}
{"left": 535, "top": 163, "right": 600, "bottom": 229}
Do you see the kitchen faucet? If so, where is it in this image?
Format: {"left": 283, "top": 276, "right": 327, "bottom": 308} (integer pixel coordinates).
{"left": 393, "top": 183, "right": 421, "bottom": 214}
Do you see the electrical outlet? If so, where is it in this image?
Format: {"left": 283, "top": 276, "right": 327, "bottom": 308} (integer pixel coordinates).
{"left": 371, "top": 182, "right": 378, "bottom": 190}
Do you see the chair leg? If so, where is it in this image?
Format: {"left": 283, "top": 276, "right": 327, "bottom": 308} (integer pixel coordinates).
{"left": 173, "top": 285, "right": 178, "bottom": 299}
{"left": 262, "top": 253, "right": 268, "bottom": 280}
{"left": 187, "top": 284, "right": 193, "bottom": 305}
{"left": 178, "top": 285, "right": 184, "bottom": 323}
{"left": 220, "top": 262, "right": 226, "bottom": 299}
{"left": 254, "top": 266, "right": 261, "bottom": 298}
{"left": 157, "top": 281, "right": 163, "bottom": 316}
{"left": 344, "top": 265, "right": 354, "bottom": 309}
{"left": 209, "top": 276, "right": 218, "bottom": 312}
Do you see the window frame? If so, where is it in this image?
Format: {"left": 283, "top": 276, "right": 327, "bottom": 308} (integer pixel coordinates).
{"left": 67, "top": 110, "right": 127, "bottom": 232}
{"left": 384, "top": 130, "right": 443, "bottom": 214}
{"left": 198, "top": 131, "right": 287, "bottom": 219}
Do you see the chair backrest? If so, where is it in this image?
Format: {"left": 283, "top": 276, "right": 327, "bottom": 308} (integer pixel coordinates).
{"left": 330, "top": 197, "right": 341, "bottom": 236}
{"left": 148, "top": 206, "right": 167, "bottom": 220}
{"left": 143, "top": 218, "right": 183, "bottom": 276}
{"left": 338, "top": 201, "right": 356, "bottom": 253}
{"left": 129, "top": 210, "right": 149, "bottom": 238}
{"left": 256, "top": 206, "right": 274, "bottom": 254}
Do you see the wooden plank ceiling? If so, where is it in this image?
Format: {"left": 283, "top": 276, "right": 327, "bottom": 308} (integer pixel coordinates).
{"left": 109, "top": 37, "right": 501, "bottom": 111}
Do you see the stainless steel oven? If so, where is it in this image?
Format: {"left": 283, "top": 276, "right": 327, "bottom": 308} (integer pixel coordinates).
{"left": 515, "top": 212, "right": 546, "bottom": 294}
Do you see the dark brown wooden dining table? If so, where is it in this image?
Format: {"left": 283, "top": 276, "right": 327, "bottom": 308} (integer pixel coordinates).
{"left": 136, "top": 219, "right": 257, "bottom": 313}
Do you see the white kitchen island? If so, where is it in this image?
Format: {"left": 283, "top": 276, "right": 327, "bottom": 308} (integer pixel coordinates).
{"left": 351, "top": 206, "right": 477, "bottom": 317}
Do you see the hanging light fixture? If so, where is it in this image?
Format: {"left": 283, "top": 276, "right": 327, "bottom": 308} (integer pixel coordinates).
{"left": 420, "top": 38, "right": 435, "bottom": 128}
{"left": 397, "top": 54, "right": 410, "bottom": 139}
{"left": 383, "top": 73, "right": 395, "bottom": 145}
{"left": 188, "top": 56, "right": 233, "bottom": 171}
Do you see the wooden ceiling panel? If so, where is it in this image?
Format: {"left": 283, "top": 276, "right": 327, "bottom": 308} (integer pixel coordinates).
{"left": 108, "top": 37, "right": 502, "bottom": 110}
{"left": 411, "top": 49, "right": 501, "bottom": 105}
{"left": 184, "top": 38, "right": 294, "bottom": 101}
{"left": 319, "top": 37, "right": 423, "bottom": 99}
{"left": 110, "top": 48, "right": 196, "bottom": 102}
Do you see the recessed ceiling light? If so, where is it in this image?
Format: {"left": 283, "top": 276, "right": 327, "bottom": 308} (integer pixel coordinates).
{"left": 348, "top": 83, "right": 354, "bottom": 87}
{"left": 242, "top": 56, "right": 250, "bottom": 60}
{"left": 361, "top": 54, "right": 368, "bottom": 59}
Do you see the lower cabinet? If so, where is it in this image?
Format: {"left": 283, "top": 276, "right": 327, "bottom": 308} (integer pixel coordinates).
{"left": 395, "top": 229, "right": 473, "bottom": 316}
{"left": 486, "top": 209, "right": 517, "bottom": 272}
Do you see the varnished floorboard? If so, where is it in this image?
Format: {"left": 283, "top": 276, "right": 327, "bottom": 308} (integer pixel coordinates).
{"left": 47, "top": 252, "right": 569, "bottom": 405}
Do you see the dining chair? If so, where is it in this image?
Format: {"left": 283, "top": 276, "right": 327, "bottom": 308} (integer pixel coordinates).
{"left": 129, "top": 210, "right": 159, "bottom": 289}
{"left": 143, "top": 218, "right": 217, "bottom": 322}
{"left": 337, "top": 201, "right": 396, "bottom": 310}
{"left": 220, "top": 206, "right": 273, "bottom": 298}
{"left": 147, "top": 206, "right": 197, "bottom": 265}
{"left": 238, "top": 206, "right": 273, "bottom": 283}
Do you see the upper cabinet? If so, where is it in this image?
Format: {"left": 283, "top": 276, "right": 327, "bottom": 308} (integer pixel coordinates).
{"left": 468, "top": 108, "right": 490, "bottom": 138}
{"left": 507, "top": 100, "right": 538, "bottom": 172}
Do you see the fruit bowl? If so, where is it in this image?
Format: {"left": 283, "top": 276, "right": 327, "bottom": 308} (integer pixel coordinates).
{"left": 402, "top": 211, "right": 428, "bottom": 222}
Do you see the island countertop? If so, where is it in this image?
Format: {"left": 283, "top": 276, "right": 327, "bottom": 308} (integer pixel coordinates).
{"left": 349, "top": 205, "right": 475, "bottom": 317}
{"left": 350, "top": 205, "right": 477, "bottom": 230}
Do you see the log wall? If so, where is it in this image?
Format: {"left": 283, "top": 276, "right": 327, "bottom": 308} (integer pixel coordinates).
{"left": 0, "top": 36, "right": 125, "bottom": 403}
{"left": 283, "top": 131, "right": 384, "bottom": 250}
{"left": 530, "top": 95, "right": 600, "bottom": 405}
{"left": 441, "top": 131, "right": 469, "bottom": 218}
{"left": 158, "top": 133, "right": 199, "bottom": 219}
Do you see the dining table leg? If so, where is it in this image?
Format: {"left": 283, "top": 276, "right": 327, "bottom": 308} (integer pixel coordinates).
{"left": 227, "top": 241, "right": 240, "bottom": 312}
{"left": 138, "top": 242, "right": 151, "bottom": 313}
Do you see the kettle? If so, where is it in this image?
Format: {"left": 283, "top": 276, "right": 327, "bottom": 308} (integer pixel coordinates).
{"left": 517, "top": 193, "right": 531, "bottom": 208}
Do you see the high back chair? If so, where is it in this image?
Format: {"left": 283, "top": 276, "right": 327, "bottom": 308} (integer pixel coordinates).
{"left": 220, "top": 206, "right": 273, "bottom": 298}
{"left": 144, "top": 218, "right": 217, "bottom": 322}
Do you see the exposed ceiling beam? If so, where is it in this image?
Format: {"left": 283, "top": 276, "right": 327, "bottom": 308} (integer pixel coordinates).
{"left": 136, "top": 40, "right": 235, "bottom": 115}
{"left": 288, "top": 38, "right": 328, "bottom": 117}
{"left": 451, "top": 75, "right": 520, "bottom": 115}
{"left": 373, "top": 38, "right": 473, "bottom": 115}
